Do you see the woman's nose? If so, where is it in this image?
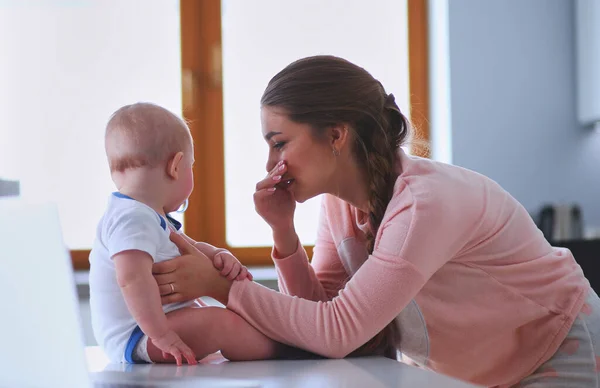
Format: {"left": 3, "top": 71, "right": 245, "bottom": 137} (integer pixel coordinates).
{"left": 266, "top": 154, "right": 279, "bottom": 173}
{"left": 266, "top": 159, "right": 277, "bottom": 173}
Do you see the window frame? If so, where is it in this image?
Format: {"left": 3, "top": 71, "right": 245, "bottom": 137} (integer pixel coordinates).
{"left": 71, "top": 0, "right": 429, "bottom": 269}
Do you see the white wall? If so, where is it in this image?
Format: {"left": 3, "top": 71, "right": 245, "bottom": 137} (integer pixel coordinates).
{"left": 447, "top": 0, "right": 600, "bottom": 229}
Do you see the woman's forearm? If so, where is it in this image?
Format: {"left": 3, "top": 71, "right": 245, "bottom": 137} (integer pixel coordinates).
{"left": 209, "top": 274, "right": 234, "bottom": 305}
{"left": 272, "top": 227, "right": 299, "bottom": 258}
{"left": 226, "top": 254, "right": 425, "bottom": 359}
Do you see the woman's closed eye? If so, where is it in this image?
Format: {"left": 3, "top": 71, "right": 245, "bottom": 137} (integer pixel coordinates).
{"left": 272, "top": 141, "right": 286, "bottom": 151}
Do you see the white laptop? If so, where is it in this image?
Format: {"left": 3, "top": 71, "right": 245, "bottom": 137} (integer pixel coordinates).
{"left": 0, "top": 200, "right": 259, "bottom": 388}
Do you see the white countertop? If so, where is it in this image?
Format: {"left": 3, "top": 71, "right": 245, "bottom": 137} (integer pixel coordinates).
{"left": 87, "top": 346, "right": 480, "bottom": 388}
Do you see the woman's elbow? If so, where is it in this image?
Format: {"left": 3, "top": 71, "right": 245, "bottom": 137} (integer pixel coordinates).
{"left": 324, "top": 351, "right": 348, "bottom": 359}
{"left": 318, "top": 344, "right": 355, "bottom": 359}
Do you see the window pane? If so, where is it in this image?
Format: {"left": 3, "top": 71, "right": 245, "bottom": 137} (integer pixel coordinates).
{"left": 0, "top": 0, "right": 182, "bottom": 249}
{"left": 222, "top": 0, "right": 410, "bottom": 247}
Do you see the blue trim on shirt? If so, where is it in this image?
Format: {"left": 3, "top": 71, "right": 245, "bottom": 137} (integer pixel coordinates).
{"left": 112, "top": 192, "right": 176, "bottom": 231}
{"left": 112, "top": 192, "right": 134, "bottom": 200}
{"left": 166, "top": 214, "right": 182, "bottom": 231}
{"left": 124, "top": 326, "right": 145, "bottom": 364}
{"left": 158, "top": 216, "right": 167, "bottom": 230}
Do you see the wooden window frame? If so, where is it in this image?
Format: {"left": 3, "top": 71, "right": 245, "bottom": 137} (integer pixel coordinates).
{"left": 71, "top": 0, "right": 429, "bottom": 269}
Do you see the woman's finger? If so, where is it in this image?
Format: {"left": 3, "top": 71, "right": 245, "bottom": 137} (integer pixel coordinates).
{"left": 169, "top": 232, "right": 196, "bottom": 255}
{"left": 154, "top": 273, "right": 176, "bottom": 286}
{"left": 254, "top": 175, "right": 282, "bottom": 192}
{"left": 255, "top": 163, "right": 287, "bottom": 191}
{"left": 268, "top": 160, "right": 286, "bottom": 177}
{"left": 158, "top": 283, "right": 175, "bottom": 296}
{"left": 253, "top": 189, "right": 277, "bottom": 208}
{"left": 152, "top": 259, "right": 177, "bottom": 275}
{"left": 161, "top": 293, "right": 183, "bottom": 305}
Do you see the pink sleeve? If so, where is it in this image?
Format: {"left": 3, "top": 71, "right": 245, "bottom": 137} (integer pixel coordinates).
{"left": 229, "top": 253, "right": 425, "bottom": 358}
{"left": 273, "top": 199, "right": 349, "bottom": 301}
{"left": 227, "top": 187, "right": 461, "bottom": 358}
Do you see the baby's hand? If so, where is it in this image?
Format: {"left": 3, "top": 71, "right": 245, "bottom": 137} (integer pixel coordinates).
{"left": 151, "top": 330, "right": 197, "bottom": 366}
{"left": 212, "top": 251, "right": 253, "bottom": 281}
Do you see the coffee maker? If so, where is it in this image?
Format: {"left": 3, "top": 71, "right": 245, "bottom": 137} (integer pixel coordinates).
{"left": 537, "top": 203, "right": 584, "bottom": 242}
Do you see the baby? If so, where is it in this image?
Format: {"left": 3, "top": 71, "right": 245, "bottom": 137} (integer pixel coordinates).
{"left": 89, "top": 102, "right": 279, "bottom": 365}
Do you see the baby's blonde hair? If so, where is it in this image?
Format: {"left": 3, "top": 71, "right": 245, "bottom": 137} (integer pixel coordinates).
{"left": 105, "top": 102, "right": 192, "bottom": 173}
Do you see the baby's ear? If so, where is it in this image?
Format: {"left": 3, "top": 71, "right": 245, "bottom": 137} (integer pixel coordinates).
{"left": 166, "top": 151, "right": 184, "bottom": 179}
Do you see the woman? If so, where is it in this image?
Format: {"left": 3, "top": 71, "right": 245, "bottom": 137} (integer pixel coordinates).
{"left": 153, "top": 55, "right": 600, "bottom": 387}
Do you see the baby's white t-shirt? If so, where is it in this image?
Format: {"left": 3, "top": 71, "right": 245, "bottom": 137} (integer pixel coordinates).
{"left": 89, "top": 193, "right": 196, "bottom": 363}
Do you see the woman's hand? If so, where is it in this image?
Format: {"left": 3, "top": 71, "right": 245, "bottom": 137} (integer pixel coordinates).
{"left": 153, "top": 233, "right": 233, "bottom": 305}
{"left": 254, "top": 160, "right": 296, "bottom": 232}
{"left": 254, "top": 160, "right": 300, "bottom": 256}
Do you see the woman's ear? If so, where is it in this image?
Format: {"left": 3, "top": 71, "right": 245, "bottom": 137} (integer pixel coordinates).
{"left": 167, "top": 151, "right": 184, "bottom": 180}
{"left": 329, "top": 124, "right": 350, "bottom": 152}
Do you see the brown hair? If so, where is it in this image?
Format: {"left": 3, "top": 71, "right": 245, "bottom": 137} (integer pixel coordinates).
{"left": 105, "top": 102, "right": 192, "bottom": 173}
{"left": 261, "top": 56, "right": 410, "bottom": 358}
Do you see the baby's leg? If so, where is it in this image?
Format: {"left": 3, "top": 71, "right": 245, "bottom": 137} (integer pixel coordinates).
{"left": 147, "top": 306, "right": 282, "bottom": 363}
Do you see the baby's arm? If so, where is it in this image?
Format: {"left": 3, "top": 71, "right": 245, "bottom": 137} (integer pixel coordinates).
{"left": 114, "top": 250, "right": 197, "bottom": 365}
{"left": 145, "top": 306, "right": 283, "bottom": 363}
{"left": 180, "top": 234, "right": 252, "bottom": 281}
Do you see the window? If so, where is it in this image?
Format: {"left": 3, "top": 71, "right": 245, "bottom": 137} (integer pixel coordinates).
{"left": 222, "top": 0, "right": 412, "bottom": 247}
{"left": 183, "top": 0, "right": 429, "bottom": 265}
